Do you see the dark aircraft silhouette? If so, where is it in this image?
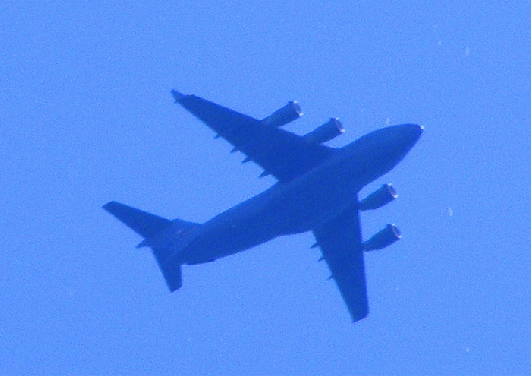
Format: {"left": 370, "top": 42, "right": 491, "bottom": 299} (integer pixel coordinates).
{"left": 103, "top": 90, "right": 423, "bottom": 322}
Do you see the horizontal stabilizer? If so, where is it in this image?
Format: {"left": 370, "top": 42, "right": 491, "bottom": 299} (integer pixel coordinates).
{"left": 103, "top": 201, "right": 197, "bottom": 292}
{"left": 102, "top": 201, "right": 172, "bottom": 239}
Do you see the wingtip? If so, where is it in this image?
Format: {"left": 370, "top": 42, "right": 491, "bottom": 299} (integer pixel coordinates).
{"left": 171, "top": 89, "right": 185, "bottom": 103}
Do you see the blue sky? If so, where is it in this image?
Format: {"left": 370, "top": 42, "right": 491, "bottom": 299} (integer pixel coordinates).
{"left": 1, "top": 1, "right": 529, "bottom": 375}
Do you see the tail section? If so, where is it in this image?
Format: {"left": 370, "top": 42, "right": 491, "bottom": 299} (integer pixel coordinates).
{"left": 103, "top": 201, "right": 199, "bottom": 292}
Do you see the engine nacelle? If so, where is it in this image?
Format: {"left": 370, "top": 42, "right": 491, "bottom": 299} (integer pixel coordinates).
{"left": 262, "top": 101, "right": 302, "bottom": 127}
{"left": 363, "top": 224, "right": 401, "bottom": 251}
{"left": 359, "top": 184, "right": 398, "bottom": 211}
{"left": 303, "top": 118, "right": 345, "bottom": 144}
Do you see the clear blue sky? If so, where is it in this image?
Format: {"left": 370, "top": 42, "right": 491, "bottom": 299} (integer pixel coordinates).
{"left": 1, "top": 1, "right": 529, "bottom": 375}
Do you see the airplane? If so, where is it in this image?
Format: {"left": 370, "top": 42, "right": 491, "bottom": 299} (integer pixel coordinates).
{"left": 103, "top": 89, "right": 423, "bottom": 323}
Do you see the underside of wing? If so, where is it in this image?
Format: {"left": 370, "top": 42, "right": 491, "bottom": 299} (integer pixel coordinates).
{"left": 312, "top": 200, "right": 369, "bottom": 322}
{"left": 172, "top": 90, "right": 333, "bottom": 182}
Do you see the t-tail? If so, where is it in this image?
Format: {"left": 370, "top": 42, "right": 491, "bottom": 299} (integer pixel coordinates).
{"left": 102, "top": 201, "right": 199, "bottom": 292}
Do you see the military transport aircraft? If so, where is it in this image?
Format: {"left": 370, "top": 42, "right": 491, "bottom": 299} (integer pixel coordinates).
{"left": 103, "top": 90, "right": 422, "bottom": 323}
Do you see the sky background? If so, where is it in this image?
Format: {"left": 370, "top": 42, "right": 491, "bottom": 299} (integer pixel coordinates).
{"left": 1, "top": 1, "right": 529, "bottom": 375}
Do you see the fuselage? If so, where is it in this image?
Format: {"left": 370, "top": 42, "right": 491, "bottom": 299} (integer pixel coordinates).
{"left": 176, "top": 124, "right": 423, "bottom": 265}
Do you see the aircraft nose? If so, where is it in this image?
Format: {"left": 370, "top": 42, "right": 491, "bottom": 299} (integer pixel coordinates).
{"left": 402, "top": 123, "right": 423, "bottom": 146}
{"left": 415, "top": 124, "right": 424, "bottom": 136}
{"left": 406, "top": 123, "right": 423, "bottom": 135}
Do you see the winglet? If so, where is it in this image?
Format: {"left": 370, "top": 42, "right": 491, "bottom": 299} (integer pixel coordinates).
{"left": 171, "top": 89, "right": 185, "bottom": 103}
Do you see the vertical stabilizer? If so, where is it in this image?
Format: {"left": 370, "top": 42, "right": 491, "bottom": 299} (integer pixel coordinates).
{"left": 156, "top": 258, "right": 183, "bottom": 291}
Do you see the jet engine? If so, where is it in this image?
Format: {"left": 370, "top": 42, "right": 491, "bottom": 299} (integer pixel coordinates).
{"left": 303, "top": 118, "right": 345, "bottom": 144}
{"left": 363, "top": 224, "right": 401, "bottom": 251}
{"left": 359, "top": 184, "right": 398, "bottom": 211}
{"left": 262, "top": 101, "right": 302, "bottom": 127}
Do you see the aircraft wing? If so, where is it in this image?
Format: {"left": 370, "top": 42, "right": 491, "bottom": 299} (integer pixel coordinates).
{"left": 172, "top": 90, "right": 333, "bottom": 182}
{"left": 312, "top": 200, "right": 369, "bottom": 322}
